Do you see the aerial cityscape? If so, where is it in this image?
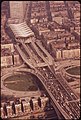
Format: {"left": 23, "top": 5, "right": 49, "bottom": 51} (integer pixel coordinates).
{"left": 1, "top": 1, "right": 80, "bottom": 119}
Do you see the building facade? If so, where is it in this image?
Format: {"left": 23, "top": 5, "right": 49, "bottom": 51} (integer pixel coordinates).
{"left": 9, "top": 1, "right": 27, "bottom": 22}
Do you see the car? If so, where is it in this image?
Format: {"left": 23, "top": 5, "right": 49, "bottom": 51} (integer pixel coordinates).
{"left": 30, "top": 115, "right": 35, "bottom": 119}
{"left": 38, "top": 115, "right": 43, "bottom": 119}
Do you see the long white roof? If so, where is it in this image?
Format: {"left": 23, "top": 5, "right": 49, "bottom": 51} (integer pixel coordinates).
{"left": 9, "top": 22, "right": 34, "bottom": 38}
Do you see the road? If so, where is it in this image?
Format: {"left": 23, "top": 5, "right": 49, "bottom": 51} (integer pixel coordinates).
{"left": 15, "top": 40, "right": 80, "bottom": 119}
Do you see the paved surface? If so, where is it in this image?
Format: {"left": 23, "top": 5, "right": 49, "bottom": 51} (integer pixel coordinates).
{"left": 14, "top": 41, "right": 80, "bottom": 119}
{"left": 1, "top": 65, "right": 41, "bottom": 98}
{"left": 1, "top": 40, "right": 80, "bottom": 119}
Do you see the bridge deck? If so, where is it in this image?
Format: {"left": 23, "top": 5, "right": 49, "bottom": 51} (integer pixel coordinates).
{"left": 15, "top": 41, "right": 80, "bottom": 119}
{"left": 15, "top": 45, "right": 35, "bottom": 69}
{"left": 17, "top": 67, "right": 80, "bottom": 119}
{"left": 36, "top": 41, "right": 54, "bottom": 61}
{"left": 31, "top": 42, "right": 53, "bottom": 66}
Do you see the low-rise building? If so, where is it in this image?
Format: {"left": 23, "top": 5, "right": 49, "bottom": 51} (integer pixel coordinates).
{"left": 1, "top": 56, "right": 13, "bottom": 67}
{"left": 62, "top": 48, "right": 80, "bottom": 59}
{"left": 50, "top": 40, "right": 80, "bottom": 60}
{"left": 1, "top": 43, "right": 14, "bottom": 50}
{"left": 1, "top": 46, "right": 22, "bottom": 67}
{"left": 31, "top": 1, "right": 48, "bottom": 24}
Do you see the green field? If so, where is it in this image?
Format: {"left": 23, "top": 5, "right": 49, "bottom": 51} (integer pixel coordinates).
{"left": 66, "top": 66, "right": 80, "bottom": 75}
{"left": 4, "top": 74, "right": 38, "bottom": 91}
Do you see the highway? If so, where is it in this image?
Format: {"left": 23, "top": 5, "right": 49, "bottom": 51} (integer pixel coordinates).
{"left": 2, "top": 1, "right": 80, "bottom": 119}
{"left": 15, "top": 44, "right": 35, "bottom": 69}
{"left": 37, "top": 68, "right": 80, "bottom": 119}
{"left": 15, "top": 41, "right": 80, "bottom": 119}
{"left": 31, "top": 41, "right": 54, "bottom": 73}
{"left": 36, "top": 41, "right": 54, "bottom": 61}
{"left": 20, "top": 41, "right": 37, "bottom": 66}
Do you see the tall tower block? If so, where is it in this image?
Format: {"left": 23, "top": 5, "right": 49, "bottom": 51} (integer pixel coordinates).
{"left": 10, "top": 1, "right": 26, "bottom": 22}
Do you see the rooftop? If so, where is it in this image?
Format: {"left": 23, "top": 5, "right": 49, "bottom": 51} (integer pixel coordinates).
{"left": 9, "top": 22, "right": 34, "bottom": 38}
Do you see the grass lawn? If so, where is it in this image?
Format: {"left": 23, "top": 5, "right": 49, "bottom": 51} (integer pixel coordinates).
{"left": 4, "top": 74, "right": 38, "bottom": 91}
{"left": 66, "top": 66, "right": 80, "bottom": 75}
